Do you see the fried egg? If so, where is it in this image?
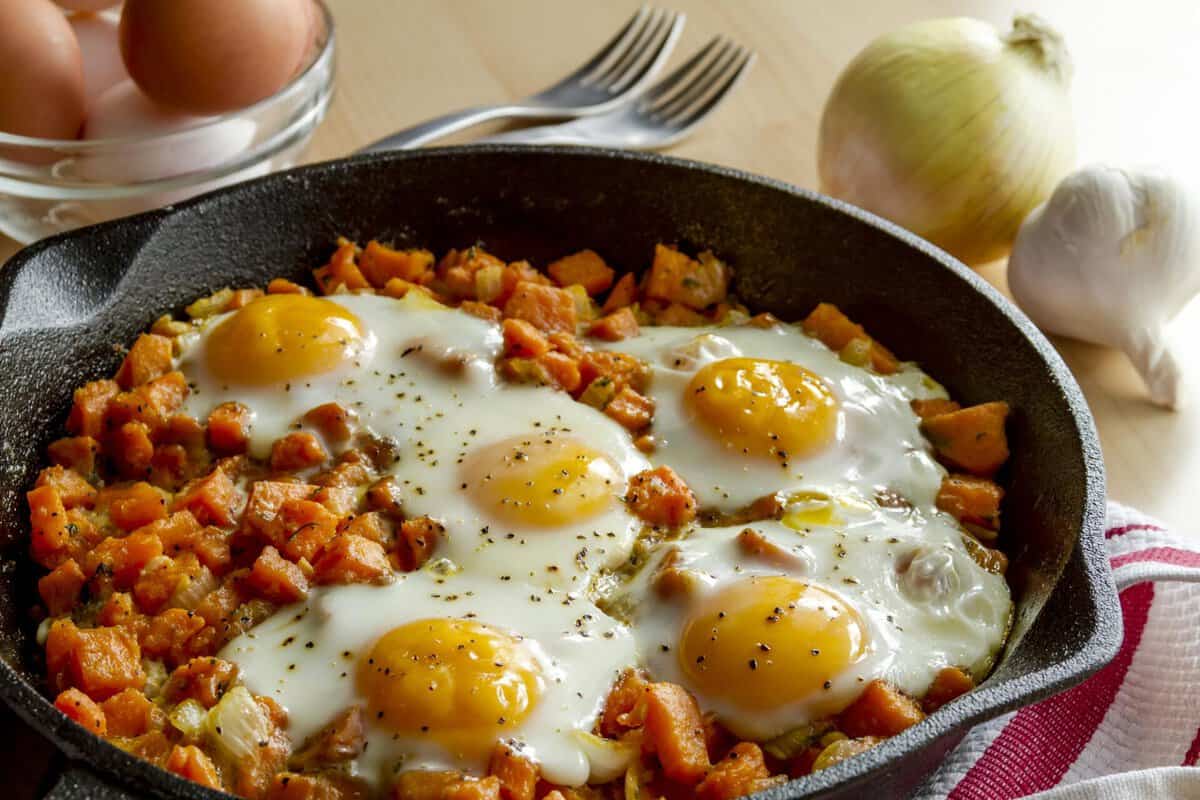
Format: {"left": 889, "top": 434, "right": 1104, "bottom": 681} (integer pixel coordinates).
{"left": 596, "top": 324, "right": 949, "bottom": 514}
{"left": 222, "top": 570, "right": 636, "bottom": 788}
{"left": 611, "top": 508, "right": 1012, "bottom": 740}
{"left": 177, "top": 294, "right": 651, "bottom": 586}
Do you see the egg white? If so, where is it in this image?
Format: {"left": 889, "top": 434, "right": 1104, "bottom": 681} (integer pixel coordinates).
{"left": 178, "top": 294, "right": 651, "bottom": 586}
{"left": 222, "top": 570, "right": 636, "bottom": 788}
{"left": 595, "top": 324, "right": 949, "bottom": 514}
{"left": 612, "top": 508, "right": 1012, "bottom": 740}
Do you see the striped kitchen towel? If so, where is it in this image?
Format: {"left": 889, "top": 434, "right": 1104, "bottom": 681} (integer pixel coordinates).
{"left": 915, "top": 502, "right": 1200, "bottom": 799}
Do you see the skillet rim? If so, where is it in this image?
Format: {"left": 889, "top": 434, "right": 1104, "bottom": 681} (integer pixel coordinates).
{"left": 0, "top": 144, "right": 1119, "bottom": 799}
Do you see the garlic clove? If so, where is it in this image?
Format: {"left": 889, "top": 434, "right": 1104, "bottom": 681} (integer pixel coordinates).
{"left": 1009, "top": 164, "right": 1200, "bottom": 410}
{"left": 1125, "top": 325, "right": 1183, "bottom": 410}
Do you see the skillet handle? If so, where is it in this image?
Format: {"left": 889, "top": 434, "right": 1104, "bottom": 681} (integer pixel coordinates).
{"left": 44, "top": 765, "right": 140, "bottom": 800}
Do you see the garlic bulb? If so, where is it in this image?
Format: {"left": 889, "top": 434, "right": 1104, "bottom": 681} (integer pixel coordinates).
{"left": 1009, "top": 165, "right": 1200, "bottom": 409}
{"left": 818, "top": 15, "right": 1076, "bottom": 266}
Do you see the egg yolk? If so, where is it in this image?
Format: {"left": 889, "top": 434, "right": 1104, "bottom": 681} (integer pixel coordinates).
{"left": 685, "top": 358, "right": 837, "bottom": 461}
{"left": 204, "top": 295, "right": 366, "bottom": 386}
{"left": 461, "top": 436, "right": 623, "bottom": 527}
{"left": 678, "top": 576, "right": 868, "bottom": 711}
{"left": 360, "top": 618, "right": 541, "bottom": 755}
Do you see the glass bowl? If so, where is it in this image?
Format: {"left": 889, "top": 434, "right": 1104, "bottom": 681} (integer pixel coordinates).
{"left": 0, "top": 0, "right": 335, "bottom": 245}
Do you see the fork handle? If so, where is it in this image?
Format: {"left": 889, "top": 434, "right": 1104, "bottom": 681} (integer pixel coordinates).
{"left": 475, "top": 122, "right": 612, "bottom": 148}
{"left": 359, "top": 105, "right": 554, "bottom": 153}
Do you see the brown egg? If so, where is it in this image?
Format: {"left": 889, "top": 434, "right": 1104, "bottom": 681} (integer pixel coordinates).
{"left": 119, "top": 0, "right": 314, "bottom": 114}
{"left": 0, "top": 0, "right": 87, "bottom": 139}
{"left": 55, "top": 0, "right": 119, "bottom": 10}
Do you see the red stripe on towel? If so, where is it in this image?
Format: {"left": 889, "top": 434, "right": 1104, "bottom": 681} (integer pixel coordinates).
{"left": 1182, "top": 727, "right": 1200, "bottom": 767}
{"left": 1105, "top": 523, "right": 1165, "bottom": 540}
{"left": 948, "top": 583, "right": 1155, "bottom": 799}
{"left": 1110, "top": 547, "right": 1200, "bottom": 572}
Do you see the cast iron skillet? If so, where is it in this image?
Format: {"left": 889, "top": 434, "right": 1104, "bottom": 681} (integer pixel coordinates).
{"left": 0, "top": 146, "right": 1118, "bottom": 800}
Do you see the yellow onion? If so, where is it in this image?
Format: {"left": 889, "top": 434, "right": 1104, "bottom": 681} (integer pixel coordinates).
{"left": 818, "top": 15, "right": 1075, "bottom": 265}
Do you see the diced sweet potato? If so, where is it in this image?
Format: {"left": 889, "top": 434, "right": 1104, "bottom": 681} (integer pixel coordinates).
{"left": 268, "top": 773, "right": 368, "bottom": 800}
{"left": 227, "top": 288, "right": 265, "bottom": 310}
{"left": 84, "top": 530, "right": 164, "bottom": 590}
{"left": 696, "top": 742, "right": 777, "bottom": 800}
{"left": 801, "top": 303, "right": 898, "bottom": 374}
{"left": 174, "top": 467, "right": 242, "bottom": 527}
{"left": 382, "top": 278, "right": 443, "bottom": 304}
{"left": 604, "top": 386, "right": 654, "bottom": 432}
{"left": 488, "top": 742, "right": 538, "bottom": 800}
{"left": 115, "top": 334, "right": 174, "bottom": 389}
{"left": 625, "top": 466, "right": 697, "bottom": 527}
{"left": 47, "top": 436, "right": 100, "bottom": 477}
{"left": 392, "top": 772, "right": 501, "bottom": 800}
{"left": 99, "top": 481, "right": 168, "bottom": 532}
{"left": 936, "top": 474, "right": 1003, "bottom": 531}
{"left": 164, "top": 657, "right": 238, "bottom": 708}
{"left": 502, "top": 318, "right": 551, "bottom": 358}
{"left": 133, "top": 552, "right": 211, "bottom": 617}
{"left": 923, "top": 666, "right": 976, "bottom": 713}
{"left": 106, "top": 372, "right": 189, "bottom": 434}
{"left": 503, "top": 282, "right": 577, "bottom": 335}
{"left": 640, "top": 682, "right": 711, "bottom": 784}
{"left": 293, "top": 706, "right": 366, "bottom": 767}
{"left": 599, "top": 668, "right": 649, "bottom": 737}
{"left": 313, "top": 535, "right": 390, "bottom": 585}
{"left": 652, "top": 302, "right": 708, "bottom": 327}
{"left": 96, "top": 591, "right": 136, "bottom": 628}
{"left": 166, "top": 744, "right": 222, "bottom": 790}
{"left": 247, "top": 546, "right": 309, "bottom": 604}
{"left": 314, "top": 241, "right": 370, "bottom": 293}
{"left": 139, "top": 607, "right": 206, "bottom": 665}
{"left": 242, "top": 481, "right": 321, "bottom": 542}
{"left": 546, "top": 331, "right": 583, "bottom": 359}
{"left": 39, "top": 558, "right": 87, "bottom": 616}
{"left": 366, "top": 477, "right": 403, "bottom": 514}
{"left": 459, "top": 300, "right": 503, "bottom": 323}
{"left": 303, "top": 403, "right": 358, "bottom": 444}
{"left": 335, "top": 511, "right": 388, "bottom": 545}
{"left": 270, "top": 431, "right": 329, "bottom": 472}
{"left": 101, "top": 687, "right": 158, "bottom": 737}
{"left": 910, "top": 398, "right": 961, "bottom": 419}
{"left": 66, "top": 379, "right": 119, "bottom": 438}
{"left": 111, "top": 420, "right": 154, "bottom": 478}
{"left": 359, "top": 242, "right": 435, "bottom": 287}
{"left": 577, "top": 351, "right": 648, "bottom": 394}
{"left": 498, "top": 358, "right": 555, "bottom": 390}
{"left": 45, "top": 619, "right": 146, "bottom": 700}
{"left": 28, "top": 485, "right": 70, "bottom": 567}
{"left": 142, "top": 510, "right": 201, "bottom": 555}
{"left": 267, "top": 278, "right": 311, "bottom": 296}
{"left": 602, "top": 272, "right": 638, "bottom": 314}
{"left": 395, "top": 516, "right": 443, "bottom": 571}
{"left": 920, "top": 402, "right": 1010, "bottom": 477}
{"left": 537, "top": 351, "right": 581, "bottom": 393}
{"left": 36, "top": 465, "right": 97, "bottom": 510}
{"left": 643, "top": 245, "right": 729, "bottom": 311}
{"left": 837, "top": 679, "right": 925, "bottom": 738}
{"left": 588, "top": 307, "right": 640, "bottom": 342}
{"left": 547, "top": 250, "right": 615, "bottom": 296}
{"left": 207, "top": 402, "right": 253, "bottom": 454}
{"left": 55, "top": 687, "right": 107, "bottom": 735}
{"left": 279, "top": 499, "right": 339, "bottom": 562}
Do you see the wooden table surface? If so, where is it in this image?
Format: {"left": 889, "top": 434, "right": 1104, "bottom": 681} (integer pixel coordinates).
{"left": 2, "top": 0, "right": 1196, "bottom": 533}
{"left": 3, "top": 1, "right": 1199, "bottom": 795}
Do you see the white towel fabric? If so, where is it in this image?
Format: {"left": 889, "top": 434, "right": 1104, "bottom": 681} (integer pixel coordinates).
{"left": 913, "top": 502, "right": 1200, "bottom": 799}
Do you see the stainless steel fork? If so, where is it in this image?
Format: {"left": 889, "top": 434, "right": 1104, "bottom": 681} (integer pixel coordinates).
{"left": 360, "top": 7, "right": 685, "bottom": 152}
{"left": 477, "top": 37, "right": 755, "bottom": 150}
